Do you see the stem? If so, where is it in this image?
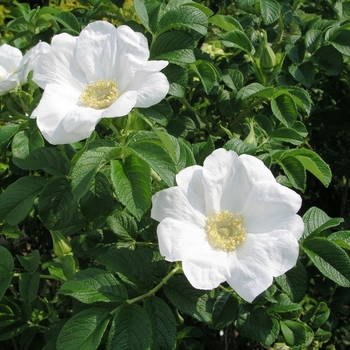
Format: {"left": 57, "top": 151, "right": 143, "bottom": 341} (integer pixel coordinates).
{"left": 13, "top": 273, "right": 60, "bottom": 281}
{"left": 110, "top": 265, "right": 181, "bottom": 315}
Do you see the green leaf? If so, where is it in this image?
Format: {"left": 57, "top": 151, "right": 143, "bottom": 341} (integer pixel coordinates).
{"left": 106, "top": 211, "right": 138, "bottom": 241}
{"left": 58, "top": 268, "right": 128, "bottom": 304}
{"left": 127, "top": 132, "right": 178, "bottom": 187}
{"left": 190, "top": 60, "right": 217, "bottom": 94}
{"left": 133, "top": 0, "right": 151, "bottom": 32}
{"left": 236, "top": 83, "right": 273, "bottom": 101}
{"left": 163, "top": 275, "right": 212, "bottom": 323}
{"left": 71, "top": 146, "right": 120, "bottom": 200}
{"left": 11, "top": 129, "right": 44, "bottom": 163}
{"left": 151, "top": 30, "right": 195, "bottom": 64}
{"left": 278, "top": 156, "right": 306, "bottom": 191}
{"left": 107, "top": 303, "right": 152, "bottom": 350}
{"left": 237, "top": 306, "right": 279, "bottom": 345}
{"left": 38, "top": 176, "right": 78, "bottom": 230}
{"left": 275, "top": 261, "right": 308, "bottom": 302}
{"left": 80, "top": 172, "right": 114, "bottom": 224}
{"left": 301, "top": 238, "right": 350, "bottom": 287}
{"left": 157, "top": 6, "right": 208, "bottom": 36}
{"left": 224, "top": 138, "right": 258, "bottom": 155}
{"left": 211, "top": 292, "right": 239, "bottom": 330}
{"left": 280, "top": 320, "right": 313, "bottom": 348}
{"left": 18, "top": 272, "right": 40, "bottom": 304}
{"left": 312, "top": 45, "right": 344, "bottom": 75}
{"left": 0, "top": 124, "right": 20, "bottom": 148}
{"left": 57, "top": 307, "right": 111, "bottom": 350}
{"left": 162, "top": 64, "right": 188, "bottom": 98}
{"left": 96, "top": 247, "right": 154, "bottom": 293}
{"left": 282, "top": 149, "right": 332, "bottom": 188}
{"left": 138, "top": 100, "right": 173, "bottom": 126}
{"left": 271, "top": 93, "right": 298, "bottom": 127}
{"left": 304, "top": 302, "right": 330, "bottom": 328}
{"left": 16, "top": 250, "right": 40, "bottom": 274}
{"left": 288, "top": 62, "right": 315, "bottom": 88}
{"left": 305, "top": 29, "right": 323, "bottom": 53}
{"left": 0, "top": 246, "right": 14, "bottom": 301}
{"left": 269, "top": 127, "right": 304, "bottom": 145}
{"left": 268, "top": 293, "right": 302, "bottom": 314}
{"left": 13, "top": 147, "right": 71, "bottom": 175}
{"left": 302, "top": 206, "right": 343, "bottom": 240}
{"left": 260, "top": 0, "right": 281, "bottom": 24}
{"left": 111, "top": 155, "right": 151, "bottom": 221}
{"left": 0, "top": 176, "right": 46, "bottom": 226}
{"left": 208, "top": 14, "right": 243, "bottom": 32}
{"left": 43, "top": 254, "right": 76, "bottom": 281}
{"left": 328, "top": 230, "right": 350, "bottom": 250}
{"left": 144, "top": 297, "right": 177, "bottom": 350}
{"left": 219, "top": 30, "right": 255, "bottom": 54}
{"left": 53, "top": 11, "right": 80, "bottom": 34}
{"left": 325, "top": 26, "right": 350, "bottom": 56}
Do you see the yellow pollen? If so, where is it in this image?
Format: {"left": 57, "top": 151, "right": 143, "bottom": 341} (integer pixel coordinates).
{"left": 205, "top": 210, "right": 246, "bottom": 252}
{"left": 79, "top": 80, "right": 120, "bottom": 109}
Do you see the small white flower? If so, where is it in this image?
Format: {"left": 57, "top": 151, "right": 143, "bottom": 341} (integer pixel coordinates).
{"left": 151, "top": 148, "right": 304, "bottom": 303}
{"left": 31, "top": 21, "right": 169, "bottom": 145}
{"left": 0, "top": 42, "right": 50, "bottom": 96}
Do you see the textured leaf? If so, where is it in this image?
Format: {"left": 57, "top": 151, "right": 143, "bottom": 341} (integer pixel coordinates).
{"left": 312, "top": 45, "right": 344, "bottom": 75}
{"left": 151, "top": 30, "right": 195, "bottom": 64}
{"left": 305, "top": 29, "right": 323, "bottom": 53}
{"left": 271, "top": 93, "right": 298, "bottom": 127}
{"left": 107, "top": 303, "right": 152, "bottom": 350}
{"left": 270, "top": 127, "right": 303, "bottom": 145}
{"left": 57, "top": 307, "right": 111, "bottom": 350}
{"left": 302, "top": 238, "right": 350, "bottom": 287}
{"left": 268, "top": 293, "right": 302, "bottom": 314}
{"left": 288, "top": 62, "right": 315, "bottom": 87}
{"left": 0, "top": 176, "right": 46, "bottom": 226}
{"left": 279, "top": 156, "right": 306, "bottom": 191}
{"left": 220, "top": 30, "right": 255, "bottom": 54}
{"left": 157, "top": 6, "right": 208, "bottom": 35}
{"left": 13, "top": 147, "right": 71, "bottom": 175}
{"left": 58, "top": 268, "right": 128, "bottom": 303}
{"left": 162, "top": 64, "right": 188, "bottom": 98}
{"left": 302, "top": 206, "right": 343, "bottom": 240}
{"left": 163, "top": 275, "right": 212, "bottom": 323}
{"left": 16, "top": 250, "right": 40, "bottom": 274}
{"left": 236, "top": 83, "right": 273, "bottom": 101}
{"left": 208, "top": 14, "right": 243, "bottom": 31}
{"left": 38, "top": 176, "right": 78, "bottom": 230}
{"left": 18, "top": 272, "right": 40, "bottom": 304}
{"left": 211, "top": 292, "right": 239, "bottom": 329}
{"left": 328, "top": 230, "right": 350, "bottom": 250}
{"left": 144, "top": 297, "right": 177, "bottom": 350}
{"left": 260, "top": 0, "right": 281, "bottom": 24}
{"left": 0, "top": 124, "right": 20, "bottom": 147}
{"left": 190, "top": 60, "right": 217, "bottom": 94}
{"left": 0, "top": 247, "right": 14, "bottom": 301}
{"left": 134, "top": 0, "right": 151, "bottom": 32}
{"left": 280, "top": 320, "right": 313, "bottom": 348}
{"left": 111, "top": 155, "right": 151, "bottom": 221}
{"left": 11, "top": 129, "right": 44, "bottom": 163}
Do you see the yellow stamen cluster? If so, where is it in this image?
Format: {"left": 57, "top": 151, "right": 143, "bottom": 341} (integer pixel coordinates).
{"left": 79, "top": 79, "right": 120, "bottom": 109}
{"left": 205, "top": 210, "right": 246, "bottom": 252}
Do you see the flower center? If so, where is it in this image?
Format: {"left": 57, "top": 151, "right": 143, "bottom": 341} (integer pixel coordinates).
{"left": 205, "top": 210, "right": 246, "bottom": 252}
{"left": 79, "top": 80, "right": 120, "bottom": 109}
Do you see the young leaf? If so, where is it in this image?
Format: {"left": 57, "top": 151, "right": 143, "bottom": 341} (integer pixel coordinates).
{"left": 208, "top": 14, "right": 243, "bottom": 32}
{"left": 111, "top": 155, "right": 151, "bottom": 221}
{"left": 0, "top": 176, "right": 46, "bottom": 226}
{"left": 58, "top": 268, "right": 128, "bottom": 304}
{"left": 38, "top": 176, "right": 78, "bottom": 230}
{"left": 304, "top": 302, "right": 330, "bottom": 329}
{"left": 107, "top": 303, "right": 152, "bottom": 350}
{"left": 144, "top": 296, "right": 177, "bottom": 350}
{"left": 260, "top": 0, "right": 281, "bottom": 24}
{"left": 133, "top": 0, "right": 151, "bottom": 32}
{"left": 190, "top": 60, "right": 218, "bottom": 94}
{"left": 57, "top": 307, "right": 111, "bottom": 350}
{"left": 302, "top": 238, "right": 350, "bottom": 287}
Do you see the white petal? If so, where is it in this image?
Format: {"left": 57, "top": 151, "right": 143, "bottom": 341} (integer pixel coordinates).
{"left": 127, "top": 70, "right": 169, "bottom": 108}
{"left": 0, "top": 44, "right": 22, "bottom": 72}
{"left": 241, "top": 181, "right": 304, "bottom": 239}
{"left": 12, "top": 41, "right": 50, "bottom": 85}
{"left": 151, "top": 186, "right": 206, "bottom": 227}
{"left": 33, "top": 33, "right": 86, "bottom": 90}
{"left": 157, "top": 218, "right": 209, "bottom": 261}
{"left": 31, "top": 83, "right": 101, "bottom": 144}
{"left": 203, "top": 149, "right": 276, "bottom": 215}
{"left": 102, "top": 90, "right": 138, "bottom": 117}
{"left": 175, "top": 165, "right": 206, "bottom": 216}
{"left": 0, "top": 79, "right": 19, "bottom": 96}
{"left": 227, "top": 230, "right": 299, "bottom": 302}
{"left": 76, "top": 22, "right": 149, "bottom": 89}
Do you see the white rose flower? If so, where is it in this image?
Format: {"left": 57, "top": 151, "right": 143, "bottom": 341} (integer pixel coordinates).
{"left": 0, "top": 42, "right": 50, "bottom": 96}
{"left": 151, "top": 148, "right": 304, "bottom": 303}
{"left": 31, "top": 21, "right": 169, "bottom": 145}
